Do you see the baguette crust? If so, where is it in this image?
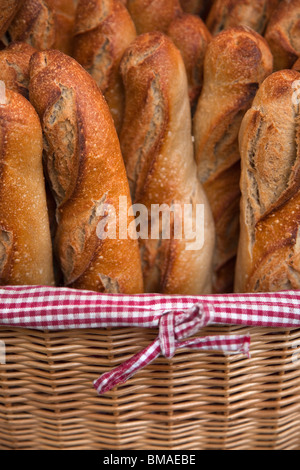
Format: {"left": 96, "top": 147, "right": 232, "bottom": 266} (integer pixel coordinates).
{"left": 235, "top": 69, "right": 300, "bottom": 293}
{"left": 206, "top": 0, "right": 279, "bottom": 36}
{"left": 0, "top": 86, "right": 54, "bottom": 286}
{"left": 0, "top": 42, "right": 36, "bottom": 98}
{"left": 29, "top": 50, "right": 143, "bottom": 294}
{"left": 167, "top": 13, "right": 211, "bottom": 111}
{"left": 8, "top": 0, "right": 77, "bottom": 54}
{"left": 265, "top": 0, "right": 300, "bottom": 71}
{"left": 193, "top": 27, "right": 273, "bottom": 293}
{"left": 127, "top": 0, "right": 182, "bottom": 34}
{"left": 0, "top": 0, "right": 23, "bottom": 37}
{"left": 48, "top": 0, "right": 78, "bottom": 55}
{"left": 73, "top": 0, "right": 136, "bottom": 134}
{"left": 120, "top": 32, "right": 215, "bottom": 295}
{"left": 8, "top": 0, "right": 56, "bottom": 50}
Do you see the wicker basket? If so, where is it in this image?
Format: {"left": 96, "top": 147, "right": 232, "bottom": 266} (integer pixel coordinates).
{"left": 1, "top": 322, "right": 300, "bottom": 450}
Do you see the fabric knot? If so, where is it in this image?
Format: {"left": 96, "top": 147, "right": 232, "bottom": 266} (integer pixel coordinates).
{"left": 159, "top": 303, "right": 213, "bottom": 359}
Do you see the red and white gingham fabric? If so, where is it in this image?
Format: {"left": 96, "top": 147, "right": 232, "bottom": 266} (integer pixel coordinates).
{"left": 0, "top": 286, "right": 300, "bottom": 394}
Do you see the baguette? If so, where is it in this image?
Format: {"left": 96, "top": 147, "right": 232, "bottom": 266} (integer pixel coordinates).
{"left": 48, "top": 0, "right": 78, "bottom": 55}
{"left": 206, "top": 0, "right": 279, "bottom": 36}
{"left": 8, "top": 0, "right": 56, "bottom": 50}
{"left": 265, "top": 0, "right": 300, "bottom": 71}
{"left": 0, "top": 0, "right": 23, "bottom": 37}
{"left": 120, "top": 32, "right": 215, "bottom": 295}
{"left": 73, "top": 0, "right": 136, "bottom": 134}
{"left": 235, "top": 69, "right": 300, "bottom": 293}
{"left": 167, "top": 12, "right": 211, "bottom": 111}
{"left": 127, "top": 0, "right": 182, "bottom": 34}
{"left": 0, "top": 42, "right": 36, "bottom": 98}
{"left": 193, "top": 27, "right": 273, "bottom": 293}
{"left": 0, "top": 83, "right": 54, "bottom": 286}
{"left": 8, "top": 0, "right": 77, "bottom": 54}
{"left": 29, "top": 50, "right": 144, "bottom": 294}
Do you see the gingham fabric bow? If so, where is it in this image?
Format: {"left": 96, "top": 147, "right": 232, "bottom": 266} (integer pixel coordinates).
{"left": 0, "top": 286, "right": 300, "bottom": 395}
{"left": 95, "top": 303, "right": 251, "bottom": 394}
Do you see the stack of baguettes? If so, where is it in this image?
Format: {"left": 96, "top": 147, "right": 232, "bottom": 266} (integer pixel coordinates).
{"left": 0, "top": 0, "right": 299, "bottom": 296}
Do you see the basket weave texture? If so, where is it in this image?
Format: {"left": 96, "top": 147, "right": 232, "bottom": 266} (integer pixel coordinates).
{"left": 1, "top": 324, "right": 300, "bottom": 450}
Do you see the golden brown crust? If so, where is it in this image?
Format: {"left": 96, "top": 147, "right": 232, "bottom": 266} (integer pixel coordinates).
{"left": 0, "top": 0, "right": 24, "bottom": 37}
{"left": 167, "top": 12, "right": 211, "bottom": 111}
{"left": 0, "top": 86, "right": 54, "bottom": 286}
{"left": 265, "top": 0, "right": 300, "bottom": 71}
{"left": 29, "top": 50, "right": 144, "bottom": 294}
{"left": 206, "top": 0, "right": 279, "bottom": 36}
{"left": 235, "top": 69, "right": 300, "bottom": 293}
{"left": 8, "top": 0, "right": 56, "bottom": 50}
{"left": 8, "top": 0, "right": 77, "bottom": 54}
{"left": 120, "top": 32, "right": 215, "bottom": 295}
{"left": 48, "top": 0, "right": 78, "bottom": 55}
{"left": 73, "top": 0, "right": 136, "bottom": 134}
{"left": 193, "top": 27, "right": 273, "bottom": 293}
{"left": 127, "top": 0, "right": 182, "bottom": 34}
{"left": 0, "top": 42, "right": 36, "bottom": 98}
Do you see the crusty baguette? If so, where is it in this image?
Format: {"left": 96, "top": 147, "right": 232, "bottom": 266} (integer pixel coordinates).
{"left": 179, "top": 0, "right": 211, "bottom": 18}
{"left": 193, "top": 27, "right": 273, "bottom": 293}
{"left": 167, "top": 12, "right": 211, "bottom": 111}
{"left": 120, "top": 32, "right": 215, "bottom": 295}
{"left": 8, "top": 0, "right": 77, "bottom": 54}
{"left": 29, "top": 50, "right": 144, "bottom": 294}
{"left": 0, "top": 84, "right": 54, "bottom": 286}
{"left": 48, "top": 0, "right": 78, "bottom": 55}
{"left": 8, "top": 0, "right": 56, "bottom": 50}
{"left": 0, "top": 0, "right": 24, "bottom": 37}
{"left": 0, "top": 42, "right": 36, "bottom": 98}
{"left": 265, "top": 0, "right": 300, "bottom": 71}
{"left": 73, "top": 0, "right": 136, "bottom": 134}
{"left": 206, "top": 0, "right": 279, "bottom": 36}
{"left": 127, "top": 0, "right": 182, "bottom": 34}
{"left": 235, "top": 69, "right": 300, "bottom": 293}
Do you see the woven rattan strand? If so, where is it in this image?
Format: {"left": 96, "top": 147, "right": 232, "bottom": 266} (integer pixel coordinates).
{"left": 0, "top": 325, "right": 300, "bottom": 450}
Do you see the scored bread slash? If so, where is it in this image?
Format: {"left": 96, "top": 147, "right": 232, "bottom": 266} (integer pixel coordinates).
{"left": 0, "top": 81, "right": 6, "bottom": 105}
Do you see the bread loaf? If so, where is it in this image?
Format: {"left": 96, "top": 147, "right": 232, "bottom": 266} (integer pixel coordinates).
{"left": 167, "top": 13, "right": 211, "bottom": 111}
{"left": 0, "top": 0, "right": 23, "bottom": 37}
{"left": 265, "top": 0, "right": 300, "bottom": 71}
{"left": 29, "top": 50, "right": 144, "bottom": 294}
{"left": 127, "top": 0, "right": 182, "bottom": 34}
{"left": 193, "top": 27, "right": 273, "bottom": 293}
{"left": 48, "top": 0, "right": 78, "bottom": 55}
{"left": 9, "top": 0, "right": 56, "bottom": 50}
{"left": 0, "top": 42, "right": 36, "bottom": 98}
{"left": 73, "top": 0, "right": 136, "bottom": 134}
{"left": 235, "top": 69, "right": 300, "bottom": 293}
{"left": 0, "top": 83, "right": 54, "bottom": 286}
{"left": 120, "top": 32, "right": 215, "bottom": 295}
{"left": 8, "top": 0, "right": 77, "bottom": 54}
{"left": 206, "top": 0, "right": 279, "bottom": 36}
